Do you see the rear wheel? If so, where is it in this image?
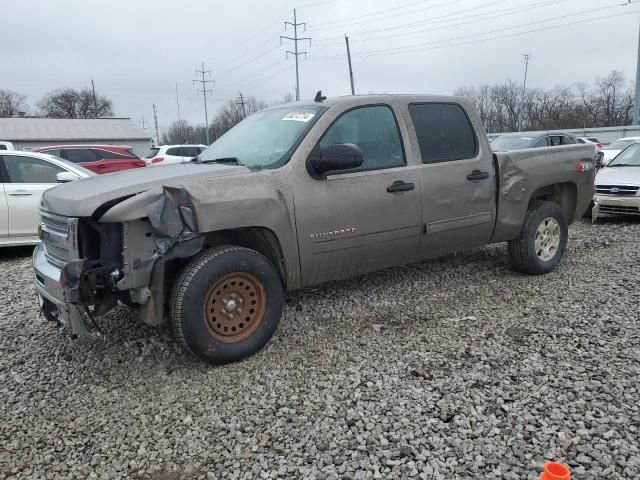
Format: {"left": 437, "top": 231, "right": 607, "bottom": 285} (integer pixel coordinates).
{"left": 509, "top": 200, "right": 568, "bottom": 275}
{"left": 170, "top": 246, "right": 284, "bottom": 365}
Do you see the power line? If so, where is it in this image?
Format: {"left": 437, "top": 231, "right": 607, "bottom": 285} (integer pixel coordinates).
{"left": 193, "top": 61, "right": 214, "bottom": 145}
{"left": 315, "top": 0, "right": 568, "bottom": 45}
{"left": 310, "top": 0, "right": 430, "bottom": 28}
{"left": 310, "top": 3, "right": 637, "bottom": 60}
{"left": 281, "top": 9, "right": 311, "bottom": 101}
{"left": 308, "top": 0, "right": 472, "bottom": 32}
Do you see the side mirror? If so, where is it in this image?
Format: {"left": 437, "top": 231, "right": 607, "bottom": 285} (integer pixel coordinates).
{"left": 57, "top": 171, "right": 80, "bottom": 183}
{"left": 307, "top": 143, "right": 363, "bottom": 178}
{"left": 595, "top": 151, "right": 604, "bottom": 169}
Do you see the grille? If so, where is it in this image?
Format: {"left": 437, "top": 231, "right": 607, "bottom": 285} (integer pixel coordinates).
{"left": 39, "top": 210, "right": 77, "bottom": 267}
{"left": 595, "top": 185, "right": 640, "bottom": 196}
{"left": 40, "top": 212, "right": 69, "bottom": 234}
{"left": 598, "top": 205, "right": 640, "bottom": 215}
{"left": 44, "top": 242, "right": 71, "bottom": 263}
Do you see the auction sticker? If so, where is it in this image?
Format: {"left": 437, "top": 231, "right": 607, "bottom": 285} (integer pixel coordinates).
{"left": 282, "top": 112, "right": 315, "bottom": 122}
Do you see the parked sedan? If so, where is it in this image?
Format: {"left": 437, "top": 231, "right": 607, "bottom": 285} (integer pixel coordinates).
{"left": 593, "top": 143, "right": 640, "bottom": 219}
{"left": 600, "top": 137, "right": 640, "bottom": 166}
{"left": 490, "top": 131, "right": 579, "bottom": 151}
{"left": 0, "top": 151, "right": 92, "bottom": 246}
{"left": 577, "top": 136, "right": 603, "bottom": 151}
{"left": 145, "top": 144, "right": 207, "bottom": 166}
{"left": 34, "top": 145, "right": 146, "bottom": 174}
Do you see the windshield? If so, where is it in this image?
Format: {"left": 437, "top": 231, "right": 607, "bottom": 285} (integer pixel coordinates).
{"left": 608, "top": 143, "right": 640, "bottom": 167}
{"left": 145, "top": 147, "right": 160, "bottom": 158}
{"left": 603, "top": 139, "right": 637, "bottom": 151}
{"left": 490, "top": 135, "right": 534, "bottom": 150}
{"left": 198, "top": 106, "right": 325, "bottom": 168}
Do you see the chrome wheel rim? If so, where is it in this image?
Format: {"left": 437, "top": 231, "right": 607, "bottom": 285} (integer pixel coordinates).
{"left": 534, "top": 217, "right": 561, "bottom": 262}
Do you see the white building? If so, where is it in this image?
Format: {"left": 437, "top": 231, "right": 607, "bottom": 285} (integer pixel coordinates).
{"left": 0, "top": 117, "right": 152, "bottom": 157}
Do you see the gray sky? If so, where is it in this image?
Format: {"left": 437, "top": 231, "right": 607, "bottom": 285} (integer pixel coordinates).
{"left": 3, "top": 0, "right": 638, "bottom": 135}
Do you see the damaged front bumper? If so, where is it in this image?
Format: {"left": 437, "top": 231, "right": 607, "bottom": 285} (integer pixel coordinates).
{"left": 33, "top": 244, "right": 95, "bottom": 337}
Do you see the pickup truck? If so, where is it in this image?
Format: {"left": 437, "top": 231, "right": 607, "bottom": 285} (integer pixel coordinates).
{"left": 33, "top": 94, "right": 596, "bottom": 365}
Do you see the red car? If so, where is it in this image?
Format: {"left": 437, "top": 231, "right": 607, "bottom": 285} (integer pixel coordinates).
{"left": 33, "top": 145, "right": 146, "bottom": 174}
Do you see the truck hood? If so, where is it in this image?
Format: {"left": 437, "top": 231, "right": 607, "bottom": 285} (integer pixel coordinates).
{"left": 596, "top": 166, "right": 640, "bottom": 186}
{"left": 41, "top": 163, "right": 249, "bottom": 217}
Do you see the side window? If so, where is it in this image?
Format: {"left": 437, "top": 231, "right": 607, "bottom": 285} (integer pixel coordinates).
{"left": 2, "top": 155, "right": 63, "bottom": 183}
{"left": 533, "top": 137, "right": 549, "bottom": 148}
{"left": 577, "top": 138, "right": 586, "bottom": 144}
{"left": 182, "top": 147, "right": 200, "bottom": 157}
{"left": 409, "top": 103, "right": 477, "bottom": 163}
{"left": 92, "top": 149, "right": 134, "bottom": 160}
{"left": 166, "top": 147, "right": 182, "bottom": 156}
{"left": 562, "top": 136, "right": 576, "bottom": 145}
{"left": 0, "top": 145, "right": 7, "bottom": 151}
{"left": 549, "top": 136, "right": 562, "bottom": 147}
{"left": 42, "top": 149, "right": 61, "bottom": 157}
{"left": 62, "top": 149, "right": 100, "bottom": 163}
{"left": 319, "top": 105, "right": 405, "bottom": 171}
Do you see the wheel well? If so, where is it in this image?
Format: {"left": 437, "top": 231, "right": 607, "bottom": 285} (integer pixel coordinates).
{"left": 202, "top": 228, "right": 287, "bottom": 287}
{"left": 529, "top": 183, "right": 577, "bottom": 222}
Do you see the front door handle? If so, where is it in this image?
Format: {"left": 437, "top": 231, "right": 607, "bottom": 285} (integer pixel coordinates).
{"left": 387, "top": 180, "right": 415, "bottom": 193}
{"left": 467, "top": 170, "right": 490, "bottom": 181}
{"left": 8, "top": 191, "right": 33, "bottom": 196}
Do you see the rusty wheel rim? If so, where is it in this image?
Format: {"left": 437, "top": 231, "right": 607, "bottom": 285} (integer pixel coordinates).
{"left": 203, "top": 272, "right": 266, "bottom": 343}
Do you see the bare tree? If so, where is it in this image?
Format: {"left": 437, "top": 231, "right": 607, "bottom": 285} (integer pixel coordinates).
{"left": 38, "top": 87, "right": 113, "bottom": 118}
{"left": 456, "top": 70, "right": 636, "bottom": 132}
{"left": 0, "top": 89, "right": 28, "bottom": 117}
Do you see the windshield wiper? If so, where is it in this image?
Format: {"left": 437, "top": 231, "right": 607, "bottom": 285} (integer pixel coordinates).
{"left": 608, "top": 164, "right": 636, "bottom": 167}
{"left": 201, "top": 157, "right": 242, "bottom": 165}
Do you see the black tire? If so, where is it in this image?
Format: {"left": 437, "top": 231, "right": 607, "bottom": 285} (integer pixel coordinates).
{"left": 170, "top": 245, "right": 284, "bottom": 365}
{"left": 508, "top": 200, "right": 568, "bottom": 275}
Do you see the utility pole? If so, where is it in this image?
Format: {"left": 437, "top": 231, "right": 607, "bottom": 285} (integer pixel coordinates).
{"left": 281, "top": 9, "right": 311, "bottom": 101}
{"left": 176, "top": 83, "right": 185, "bottom": 142}
{"left": 634, "top": 4, "right": 640, "bottom": 124}
{"left": 193, "top": 61, "right": 214, "bottom": 144}
{"left": 345, "top": 35, "right": 355, "bottom": 95}
{"left": 237, "top": 92, "right": 247, "bottom": 118}
{"left": 90, "top": 77, "right": 97, "bottom": 116}
{"left": 519, "top": 53, "right": 531, "bottom": 132}
{"left": 152, "top": 104, "right": 160, "bottom": 145}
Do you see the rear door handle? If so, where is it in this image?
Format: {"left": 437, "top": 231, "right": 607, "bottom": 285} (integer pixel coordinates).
{"left": 387, "top": 180, "right": 415, "bottom": 193}
{"left": 466, "top": 170, "right": 490, "bottom": 181}
{"left": 8, "top": 191, "right": 33, "bottom": 196}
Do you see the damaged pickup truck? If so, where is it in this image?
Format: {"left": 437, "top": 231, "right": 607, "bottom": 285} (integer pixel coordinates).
{"left": 33, "top": 94, "right": 596, "bottom": 364}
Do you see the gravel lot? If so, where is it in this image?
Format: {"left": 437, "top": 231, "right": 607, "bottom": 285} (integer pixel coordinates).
{"left": 1, "top": 219, "right": 639, "bottom": 480}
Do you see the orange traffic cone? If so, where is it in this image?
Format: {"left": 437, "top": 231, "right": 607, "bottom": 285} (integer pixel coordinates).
{"left": 539, "top": 462, "right": 571, "bottom": 480}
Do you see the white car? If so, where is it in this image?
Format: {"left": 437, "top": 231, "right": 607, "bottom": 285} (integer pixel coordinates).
{"left": 0, "top": 141, "right": 16, "bottom": 151}
{"left": 145, "top": 144, "right": 207, "bottom": 166}
{"left": 0, "top": 151, "right": 93, "bottom": 246}
{"left": 576, "top": 136, "right": 603, "bottom": 151}
{"left": 593, "top": 143, "right": 640, "bottom": 219}
{"left": 600, "top": 137, "right": 640, "bottom": 166}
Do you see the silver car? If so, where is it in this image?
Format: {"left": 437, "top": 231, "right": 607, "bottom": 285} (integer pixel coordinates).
{"left": 593, "top": 143, "right": 640, "bottom": 219}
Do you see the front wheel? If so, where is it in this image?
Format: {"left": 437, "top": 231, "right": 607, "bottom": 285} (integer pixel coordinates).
{"left": 170, "top": 246, "right": 284, "bottom": 365}
{"left": 508, "top": 200, "right": 568, "bottom": 275}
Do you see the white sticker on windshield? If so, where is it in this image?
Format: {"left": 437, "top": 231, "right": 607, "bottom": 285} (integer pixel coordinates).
{"left": 282, "top": 112, "right": 315, "bottom": 122}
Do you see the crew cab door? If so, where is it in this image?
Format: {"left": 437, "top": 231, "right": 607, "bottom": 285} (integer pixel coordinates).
{"left": 293, "top": 104, "right": 422, "bottom": 285}
{"left": 407, "top": 102, "right": 496, "bottom": 260}
{"left": 0, "top": 154, "right": 64, "bottom": 238}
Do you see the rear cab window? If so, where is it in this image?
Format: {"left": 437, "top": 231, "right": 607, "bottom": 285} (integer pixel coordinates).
{"left": 408, "top": 103, "right": 478, "bottom": 163}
